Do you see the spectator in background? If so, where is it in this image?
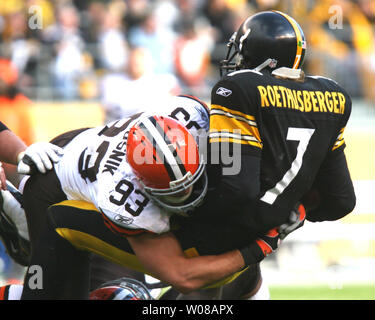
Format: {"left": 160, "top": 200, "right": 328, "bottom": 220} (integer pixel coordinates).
{"left": 0, "top": 58, "right": 34, "bottom": 185}
{"left": 173, "top": 0, "right": 199, "bottom": 34}
{"left": 127, "top": 7, "right": 176, "bottom": 75}
{"left": 307, "top": 0, "right": 375, "bottom": 101}
{"left": 174, "top": 20, "right": 213, "bottom": 97}
{"left": 98, "top": 2, "right": 129, "bottom": 72}
{"left": 79, "top": 1, "right": 106, "bottom": 44}
{"left": 0, "top": 7, "right": 41, "bottom": 98}
{"left": 122, "top": 0, "right": 150, "bottom": 32}
{"left": 201, "top": 0, "right": 242, "bottom": 69}
{"left": 358, "top": 0, "right": 375, "bottom": 23}
{"left": 43, "top": 4, "right": 86, "bottom": 100}
{"left": 0, "top": 59, "right": 33, "bottom": 147}
{"left": 100, "top": 46, "right": 180, "bottom": 122}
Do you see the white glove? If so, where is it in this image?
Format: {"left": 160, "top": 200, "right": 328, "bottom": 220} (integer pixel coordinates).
{"left": 17, "top": 142, "right": 64, "bottom": 174}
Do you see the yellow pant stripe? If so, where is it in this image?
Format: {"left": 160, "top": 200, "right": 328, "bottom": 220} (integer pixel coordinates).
{"left": 55, "top": 228, "right": 149, "bottom": 274}
{"left": 51, "top": 200, "right": 98, "bottom": 211}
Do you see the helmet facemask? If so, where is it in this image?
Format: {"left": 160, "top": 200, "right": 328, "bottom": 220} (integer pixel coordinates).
{"left": 220, "top": 32, "right": 242, "bottom": 77}
{"left": 140, "top": 157, "right": 208, "bottom": 216}
{"left": 127, "top": 115, "right": 208, "bottom": 217}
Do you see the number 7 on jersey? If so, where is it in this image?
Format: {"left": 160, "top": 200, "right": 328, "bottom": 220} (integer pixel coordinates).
{"left": 261, "top": 127, "right": 315, "bottom": 205}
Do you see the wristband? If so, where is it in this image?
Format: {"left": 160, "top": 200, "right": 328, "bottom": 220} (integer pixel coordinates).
{"left": 239, "top": 242, "right": 265, "bottom": 266}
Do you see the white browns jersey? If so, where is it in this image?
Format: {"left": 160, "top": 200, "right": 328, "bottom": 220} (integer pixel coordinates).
{"left": 54, "top": 95, "right": 209, "bottom": 234}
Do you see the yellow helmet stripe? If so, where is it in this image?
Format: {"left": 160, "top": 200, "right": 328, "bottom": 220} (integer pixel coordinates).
{"left": 275, "top": 11, "right": 303, "bottom": 69}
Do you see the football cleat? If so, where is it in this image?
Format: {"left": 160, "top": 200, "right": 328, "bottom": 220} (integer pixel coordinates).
{"left": 0, "top": 181, "right": 30, "bottom": 266}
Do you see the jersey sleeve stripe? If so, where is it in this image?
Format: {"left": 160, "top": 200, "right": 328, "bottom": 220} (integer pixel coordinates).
{"left": 210, "top": 109, "right": 257, "bottom": 126}
{"left": 209, "top": 106, "right": 262, "bottom": 147}
{"left": 209, "top": 137, "right": 263, "bottom": 148}
{"left": 211, "top": 104, "right": 256, "bottom": 121}
{"left": 332, "top": 127, "right": 346, "bottom": 151}
{"left": 210, "top": 114, "right": 261, "bottom": 141}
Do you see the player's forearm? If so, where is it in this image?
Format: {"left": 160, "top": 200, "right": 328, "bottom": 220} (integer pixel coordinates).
{"left": 172, "top": 250, "right": 245, "bottom": 293}
{"left": 128, "top": 232, "right": 245, "bottom": 294}
{"left": 0, "top": 130, "right": 27, "bottom": 164}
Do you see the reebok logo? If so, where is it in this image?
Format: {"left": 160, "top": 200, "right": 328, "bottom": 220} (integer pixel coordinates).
{"left": 216, "top": 87, "right": 232, "bottom": 97}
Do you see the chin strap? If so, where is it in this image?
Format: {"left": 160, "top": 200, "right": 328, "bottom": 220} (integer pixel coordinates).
{"left": 253, "top": 59, "right": 303, "bottom": 80}
{"left": 271, "top": 67, "right": 303, "bottom": 79}
{"left": 253, "top": 58, "right": 278, "bottom": 72}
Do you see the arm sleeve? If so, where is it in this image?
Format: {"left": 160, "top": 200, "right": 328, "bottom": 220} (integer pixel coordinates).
{"left": 330, "top": 89, "right": 352, "bottom": 153}
{"left": 209, "top": 79, "right": 262, "bottom": 157}
{"left": 215, "top": 154, "right": 293, "bottom": 236}
{"left": 303, "top": 150, "right": 356, "bottom": 222}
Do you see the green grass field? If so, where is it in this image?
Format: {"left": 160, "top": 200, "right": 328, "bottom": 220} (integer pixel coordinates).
{"left": 269, "top": 284, "right": 375, "bottom": 300}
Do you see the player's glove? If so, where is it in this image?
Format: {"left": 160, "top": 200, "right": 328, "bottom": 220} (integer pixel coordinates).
{"left": 278, "top": 203, "right": 306, "bottom": 240}
{"left": 17, "top": 142, "right": 64, "bottom": 175}
{"left": 239, "top": 228, "right": 279, "bottom": 265}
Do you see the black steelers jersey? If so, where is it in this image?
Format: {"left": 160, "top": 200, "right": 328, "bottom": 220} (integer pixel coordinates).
{"left": 209, "top": 68, "right": 351, "bottom": 212}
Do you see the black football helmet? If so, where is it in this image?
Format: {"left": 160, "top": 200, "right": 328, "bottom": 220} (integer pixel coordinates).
{"left": 220, "top": 11, "right": 307, "bottom": 75}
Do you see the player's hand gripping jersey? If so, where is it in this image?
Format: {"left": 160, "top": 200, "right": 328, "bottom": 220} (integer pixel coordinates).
{"left": 54, "top": 95, "right": 209, "bottom": 234}
{"left": 210, "top": 69, "right": 351, "bottom": 220}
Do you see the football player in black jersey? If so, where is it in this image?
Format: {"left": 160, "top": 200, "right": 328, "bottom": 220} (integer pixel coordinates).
{"left": 208, "top": 9, "right": 355, "bottom": 240}
{"left": 179, "top": 10, "right": 356, "bottom": 299}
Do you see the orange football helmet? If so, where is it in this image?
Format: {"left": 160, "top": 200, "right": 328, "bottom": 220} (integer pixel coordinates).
{"left": 126, "top": 115, "right": 207, "bottom": 215}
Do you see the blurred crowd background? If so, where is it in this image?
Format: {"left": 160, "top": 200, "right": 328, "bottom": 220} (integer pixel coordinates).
{"left": 1, "top": 0, "right": 375, "bottom": 293}
{"left": 1, "top": 0, "right": 375, "bottom": 111}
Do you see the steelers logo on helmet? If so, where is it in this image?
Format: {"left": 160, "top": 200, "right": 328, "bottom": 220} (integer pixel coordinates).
{"left": 220, "top": 10, "right": 307, "bottom": 75}
{"left": 89, "top": 277, "right": 153, "bottom": 300}
{"left": 126, "top": 115, "right": 207, "bottom": 215}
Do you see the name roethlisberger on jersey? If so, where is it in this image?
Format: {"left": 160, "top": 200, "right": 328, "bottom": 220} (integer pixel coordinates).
{"left": 257, "top": 85, "right": 346, "bottom": 114}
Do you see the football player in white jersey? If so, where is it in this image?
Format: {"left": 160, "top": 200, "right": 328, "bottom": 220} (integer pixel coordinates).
{"left": 0, "top": 95, "right": 283, "bottom": 299}
{"left": 53, "top": 94, "right": 209, "bottom": 236}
